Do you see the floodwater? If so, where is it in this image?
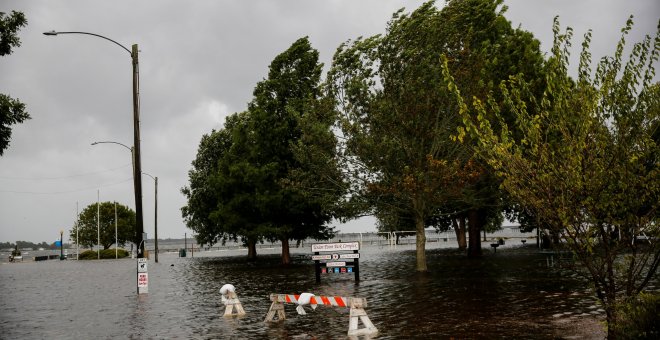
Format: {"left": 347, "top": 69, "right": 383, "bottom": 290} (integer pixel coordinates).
{"left": 0, "top": 244, "right": 604, "bottom": 339}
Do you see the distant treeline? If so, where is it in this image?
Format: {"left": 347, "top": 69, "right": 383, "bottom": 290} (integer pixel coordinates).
{"left": 0, "top": 241, "right": 66, "bottom": 250}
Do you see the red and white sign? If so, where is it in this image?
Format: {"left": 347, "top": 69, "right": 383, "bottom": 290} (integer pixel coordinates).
{"left": 137, "top": 273, "right": 148, "bottom": 288}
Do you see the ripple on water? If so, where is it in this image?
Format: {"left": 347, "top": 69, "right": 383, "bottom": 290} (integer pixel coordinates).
{"left": 0, "top": 247, "right": 617, "bottom": 339}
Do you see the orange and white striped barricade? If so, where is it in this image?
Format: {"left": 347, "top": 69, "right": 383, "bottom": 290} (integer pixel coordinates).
{"left": 264, "top": 293, "right": 378, "bottom": 336}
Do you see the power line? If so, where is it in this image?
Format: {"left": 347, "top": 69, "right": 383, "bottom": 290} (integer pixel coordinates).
{"left": 0, "top": 163, "right": 131, "bottom": 181}
{"left": 0, "top": 178, "right": 133, "bottom": 195}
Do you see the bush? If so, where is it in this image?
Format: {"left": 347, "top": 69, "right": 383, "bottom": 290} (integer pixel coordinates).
{"left": 613, "top": 293, "right": 660, "bottom": 339}
{"left": 79, "top": 249, "right": 130, "bottom": 260}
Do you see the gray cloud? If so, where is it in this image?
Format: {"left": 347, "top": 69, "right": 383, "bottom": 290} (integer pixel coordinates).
{"left": 1, "top": 0, "right": 657, "bottom": 243}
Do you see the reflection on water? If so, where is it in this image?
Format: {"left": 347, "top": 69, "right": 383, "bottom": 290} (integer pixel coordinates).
{"left": 0, "top": 245, "right": 602, "bottom": 339}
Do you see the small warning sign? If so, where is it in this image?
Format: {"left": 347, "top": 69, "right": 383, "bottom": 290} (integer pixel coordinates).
{"left": 137, "top": 273, "right": 148, "bottom": 288}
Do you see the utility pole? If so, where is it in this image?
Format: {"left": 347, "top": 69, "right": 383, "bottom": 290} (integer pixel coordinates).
{"left": 131, "top": 44, "right": 145, "bottom": 260}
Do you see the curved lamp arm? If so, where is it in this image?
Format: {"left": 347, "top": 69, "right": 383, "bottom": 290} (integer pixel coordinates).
{"left": 43, "top": 31, "right": 132, "bottom": 55}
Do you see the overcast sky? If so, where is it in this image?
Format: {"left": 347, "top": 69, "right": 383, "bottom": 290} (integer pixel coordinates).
{"left": 1, "top": 0, "right": 658, "bottom": 244}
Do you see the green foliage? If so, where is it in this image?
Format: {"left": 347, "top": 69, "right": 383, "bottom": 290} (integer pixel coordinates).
{"left": 327, "top": 0, "right": 545, "bottom": 267}
{"left": 0, "top": 11, "right": 29, "bottom": 156}
{"left": 613, "top": 293, "right": 660, "bottom": 339}
{"left": 0, "top": 11, "right": 26, "bottom": 56}
{"left": 78, "top": 249, "right": 129, "bottom": 260}
{"left": 182, "top": 37, "right": 345, "bottom": 262}
{"left": 181, "top": 127, "right": 234, "bottom": 246}
{"left": 445, "top": 14, "right": 660, "bottom": 337}
{"left": 71, "top": 202, "right": 136, "bottom": 250}
{"left": 0, "top": 241, "right": 59, "bottom": 250}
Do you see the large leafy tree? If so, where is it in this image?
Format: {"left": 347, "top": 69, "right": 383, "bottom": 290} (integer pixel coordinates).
{"left": 183, "top": 38, "right": 344, "bottom": 264}
{"left": 327, "top": 0, "right": 545, "bottom": 270}
{"left": 446, "top": 17, "right": 660, "bottom": 337}
{"left": 183, "top": 111, "right": 270, "bottom": 260}
{"left": 181, "top": 125, "right": 234, "bottom": 246}
{"left": 242, "top": 37, "right": 341, "bottom": 264}
{"left": 0, "top": 11, "right": 30, "bottom": 156}
{"left": 70, "top": 201, "right": 136, "bottom": 250}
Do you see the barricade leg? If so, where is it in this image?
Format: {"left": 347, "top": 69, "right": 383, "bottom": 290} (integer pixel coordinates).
{"left": 347, "top": 300, "right": 378, "bottom": 336}
{"left": 223, "top": 292, "right": 246, "bottom": 316}
{"left": 264, "top": 301, "right": 286, "bottom": 322}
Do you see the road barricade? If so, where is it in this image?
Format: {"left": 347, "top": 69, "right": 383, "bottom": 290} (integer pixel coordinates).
{"left": 264, "top": 293, "right": 378, "bottom": 337}
{"left": 219, "top": 284, "right": 245, "bottom": 316}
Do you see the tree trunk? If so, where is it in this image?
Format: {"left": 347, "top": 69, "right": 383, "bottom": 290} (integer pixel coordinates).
{"left": 415, "top": 214, "right": 428, "bottom": 272}
{"left": 281, "top": 237, "right": 291, "bottom": 265}
{"left": 467, "top": 209, "right": 482, "bottom": 257}
{"left": 453, "top": 217, "right": 467, "bottom": 250}
{"left": 247, "top": 238, "right": 257, "bottom": 261}
{"left": 605, "top": 301, "right": 618, "bottom": 339}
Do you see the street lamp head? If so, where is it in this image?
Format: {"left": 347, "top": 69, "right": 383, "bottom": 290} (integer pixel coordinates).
{"left": 43, "top": 30, "right": 58, "bottom": 36}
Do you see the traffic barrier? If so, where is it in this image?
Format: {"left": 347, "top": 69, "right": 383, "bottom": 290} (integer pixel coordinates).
{"left": 219, "top": 284, "right": 245, "bottom": 316}
{"left": 264, "top": 293, "right": 378, "bottom": 337}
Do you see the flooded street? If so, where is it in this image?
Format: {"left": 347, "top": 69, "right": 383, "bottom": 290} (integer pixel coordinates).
{"left": 0, "top": 244, "right": 604, "bottom": 339}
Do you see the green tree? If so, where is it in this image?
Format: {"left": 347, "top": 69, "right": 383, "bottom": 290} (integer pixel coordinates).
{"left": 327, "top": 0, "right": 545, "bottom": 270}
{"left": 182, "top": 126, "right": 234, "bottom": 246}
{"left": 243, "top": 37, "right": 343, "bottom": 264}
{"left": 183, "top": 38, "right": 344, "bottom": 264}
{"left": 0, "top": 11, "right": 30, "bottom": 156}
{"left": 445, "top": 17, "right": 660, "bottom": 338}
{"left": 182, "top": 112, "right": 268, "bottom": 260}
{"left": 71, "top": 201, "right": 136, "bottom": 250}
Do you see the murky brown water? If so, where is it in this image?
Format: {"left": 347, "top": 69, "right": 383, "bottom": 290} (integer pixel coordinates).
{"left": 0, "top": 245, "right": 602, "bottom": 339}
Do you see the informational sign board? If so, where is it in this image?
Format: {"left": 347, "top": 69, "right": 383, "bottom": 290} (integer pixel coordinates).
{"left": 313, "top": 242, "right": 360, "bottom": 283}
{"left": 311, "top": 242, "right": 360, "bottom": 252}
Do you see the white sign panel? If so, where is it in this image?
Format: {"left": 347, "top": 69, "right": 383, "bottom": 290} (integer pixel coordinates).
{"left": 312, "top": 254, "right": 332, "bottom": 260}
{"left": 340, "top": 253, "right": 360, "bottom": 259}
{"left": 311, "top": 242, "right": 360, "bottom": 252}
{"left": 137, "top": 258, "right": 148, "bottom": 273}
{"left": 326, "top": 261, "right": 346, "bottom": 267}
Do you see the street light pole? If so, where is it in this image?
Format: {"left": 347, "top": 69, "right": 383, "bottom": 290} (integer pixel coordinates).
{"left": 143, "top": 172, "right": 158, "bottom": 263}
{"left": 76, "top": 202, "right": 79, "bottom": 260}
{"left": 44, "top": 31, "right": 145, "bottom": 263}
{"left": 60, "top": 230, "right": 64, "bottom": 260}
{"left": 97, "top": 189, "right": 100, "bottom": 260}
{"left": 115, "top": 201, "right": 118, "bottom": 259}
